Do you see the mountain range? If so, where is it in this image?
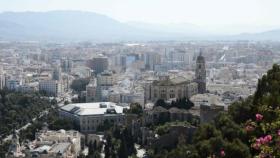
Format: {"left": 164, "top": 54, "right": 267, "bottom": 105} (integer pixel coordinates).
{"left": 0, "top": 10, "right": 279, "bottom": 42}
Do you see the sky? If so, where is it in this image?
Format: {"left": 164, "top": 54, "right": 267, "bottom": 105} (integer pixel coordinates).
{"left": 0, "top": 0, "right": 279, "bottom": 33}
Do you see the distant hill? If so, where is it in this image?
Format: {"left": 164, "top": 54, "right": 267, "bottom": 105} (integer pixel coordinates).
{"left": 0, "top": 11, "right": 189, "bottom": 42}
{"left": 229, "top": 29, "right": 280, "bottom": 41}
{"left": 0, "top": 11, "right": 279, "bottom": 42}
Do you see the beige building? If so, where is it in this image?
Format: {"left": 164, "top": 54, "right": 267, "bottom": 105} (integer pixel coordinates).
{"left": 96, "top": 71, "right": 115, "bottom": 101}
{"left": 7, "top": 130, "right": 82, "bottom": 158}
{"left": 97, "top": 71, "right": 115, "bottom": 87}
{"left": 145, "top": 76, "right": 198, "bottom": 102}
{"left": 86, "top": 79, "right": 97, "bottom": 102}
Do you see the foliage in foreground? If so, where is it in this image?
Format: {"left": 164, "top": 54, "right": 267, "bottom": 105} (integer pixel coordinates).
{"left": 151, "top": 65, "right": 280, "bottom": 157}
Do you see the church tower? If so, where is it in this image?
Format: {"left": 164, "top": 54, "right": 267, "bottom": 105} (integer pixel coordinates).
{"left": 195, "top": 49, "right": 206, "bottom": 94}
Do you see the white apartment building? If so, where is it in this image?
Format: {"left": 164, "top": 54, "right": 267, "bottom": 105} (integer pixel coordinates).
{"left": 39, "top": 80, "right": 63, "bottom": 96}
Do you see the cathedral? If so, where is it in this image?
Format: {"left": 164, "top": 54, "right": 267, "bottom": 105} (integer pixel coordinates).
{"left": 195, "top": 50, "right": 206, "bottom": 94}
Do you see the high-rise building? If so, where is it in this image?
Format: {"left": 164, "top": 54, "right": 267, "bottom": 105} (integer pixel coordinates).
{"left": 96, "top": 71, "right": 115, "bottom": 101}
{"left": 87, "top": 55, "right": 109, "bottom": 74}
{"left": 61, "top": 58, "right": 73, "bottom": 73}
{"left": 52, "top": 66, "right": 62, "bottom": 81}
{"left": 195, "top": 50, "right": 206, "bottom": 94}
{"left": 39, "top": 80, "right": 62, "bottom": 96}
{"left": 144, "top": 53, "right": 161, "bottom": 70}
{"left": 86, "top": 79, "right": 97, "bottom": 102}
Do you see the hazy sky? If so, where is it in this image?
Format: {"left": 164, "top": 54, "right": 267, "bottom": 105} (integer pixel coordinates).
{"left": 0, "top": 0, "right": 279, "bottom": 33}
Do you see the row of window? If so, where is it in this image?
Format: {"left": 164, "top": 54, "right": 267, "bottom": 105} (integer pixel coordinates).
{"left": 81, "top": 117, "right": 123, "bottom": 125}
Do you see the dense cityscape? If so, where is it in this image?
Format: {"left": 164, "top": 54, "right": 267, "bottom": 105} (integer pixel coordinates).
{"left": 0, "top": 40, "right": 278, "bottom": 158}
{"left": 0, "top": 0, "right": 280, "bottom": 158}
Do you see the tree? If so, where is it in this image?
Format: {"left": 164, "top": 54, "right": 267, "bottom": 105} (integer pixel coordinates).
{"left": 228, "top": 96, "right": 255, "bottom": 124}
{"left": 87, "top": 140, "right": 101, "bottom": 158}
{"left": 49, "top": 118, "right": 76, "bottom": 131}
{"left": 155, "top": 99, "right": 168, "bottom": 108}
{"left": 70, "top": 78, "right": 90, "bottom": 93}
{"left": 64, "top": 100, "right": 69, "bottom": 105}
{"left": 118, "top": 138, "right": 128, "bottom": 158}
{"left": 0, "top": 90, "right": 53, "bottom": 137}
{"left": 104, "top": 134, "right": 113, "bottom": 158}
{"left": 126, "top": 103, "right": 143, "bottom": 116}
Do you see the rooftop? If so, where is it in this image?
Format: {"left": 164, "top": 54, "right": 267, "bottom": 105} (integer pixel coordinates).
{"left": 153, "top": 76, "right": 191, "bottom": 86}
{"left": 50, "top": 142, "right": 71, "bottom": 154}
{"left": 60, "top": 102, "right": 127, "bottom": 116}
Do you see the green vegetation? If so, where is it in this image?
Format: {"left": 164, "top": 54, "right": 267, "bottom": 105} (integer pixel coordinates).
{"left": 87, "top": 140, "right": 102, "bottom": 158}
{"left": 125, "top": 103, "right": 143, "bottom": 116}
{"left": 71, "top": 78, "right": 90, "bottom": 93}
{"left": 0, "top": 90, "right": 53, "bottom": 137}
{"left": 150, "top": 64, "right": 280, "bottom": 157}
{"left": 0, "top": 90, "right": 56, "bottom": 157}
{"left": 155, "top": 121, "right": 191, "bottom": 136}
{"left": 18, "top": 108, "right": 79, "bottom": 142}
{"left": 104, "top": 126, "right": 136, "bottom": 158}
{"left": 155, "top": 97, "right": 194, "bottom": 110}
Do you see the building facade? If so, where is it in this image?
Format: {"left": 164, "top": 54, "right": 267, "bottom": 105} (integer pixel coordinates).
{"left": 146, "top": 76, "right": 198, "bottom": 102}
{"left": 86, "top": 79, "right": 97, "bottom": 102}
{"left": 86, "top": 55, "right": 109, "bottom": 75}
{"left": 7, "top": 129, "right": 82, "bottom": 158}
{"left": 59, "top": 102, "right": 128, "bottom": 133}
{"left": 39, "top": 80, "right": 62, "bottom": 96}
{"left": 96, "top": 71, "right": 115, "bottom": 101}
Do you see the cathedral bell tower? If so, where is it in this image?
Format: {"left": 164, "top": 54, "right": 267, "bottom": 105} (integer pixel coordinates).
{"left": 195, "top": 49, "right": 206, "bottom": 94}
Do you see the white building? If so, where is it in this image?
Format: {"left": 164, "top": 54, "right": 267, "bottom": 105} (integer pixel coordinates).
{"left": 59, "top": 102, "right": 128, "bottom": 133}
{"left": 39, "top": 80, "right": 63, "bottom": 96}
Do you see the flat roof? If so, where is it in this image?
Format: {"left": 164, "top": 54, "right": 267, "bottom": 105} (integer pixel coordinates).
{"left": 60, "top": 102, "right": 127, "bottom": 116}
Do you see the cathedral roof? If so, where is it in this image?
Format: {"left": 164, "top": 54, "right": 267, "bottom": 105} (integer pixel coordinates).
{"left": 153, "top": 76, "right": 192, "bottom": 86}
